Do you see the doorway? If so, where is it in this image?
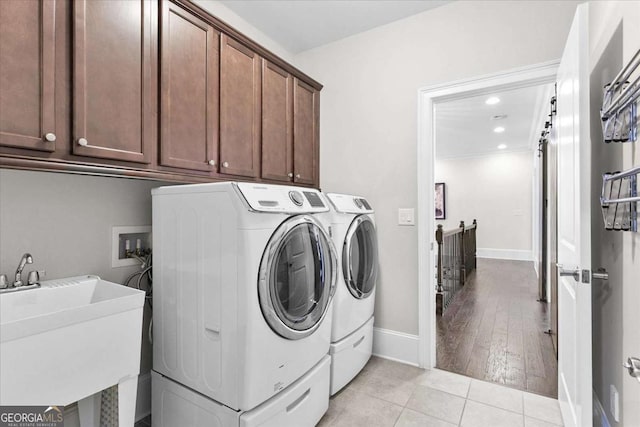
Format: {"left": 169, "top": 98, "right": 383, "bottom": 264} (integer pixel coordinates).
{"left": 416, "top": 61, "right": 560, "bottom": 397}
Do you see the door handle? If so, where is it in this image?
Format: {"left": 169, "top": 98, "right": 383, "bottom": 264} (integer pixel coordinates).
{"left": 592, "top": 268, "right": 609, "bottom": 281}
{"left": 557, "top": 265, "right": 580, "bottom": 282}
{"left": 623, "top": 357, "right": 640, "bottom": 382}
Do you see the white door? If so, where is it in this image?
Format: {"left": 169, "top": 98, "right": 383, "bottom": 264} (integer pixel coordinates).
{"left": 555, "top": 4, "right": 592, "bottom": 427}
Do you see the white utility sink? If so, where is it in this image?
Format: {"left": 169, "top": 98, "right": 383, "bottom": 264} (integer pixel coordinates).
{"left": 0, "top": 275, "right": 145, "bottom": 427}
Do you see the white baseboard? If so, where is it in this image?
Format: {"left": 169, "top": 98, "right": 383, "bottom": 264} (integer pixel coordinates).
{"left": 593, "top": 390, "right": 612, "bottom": 427}
{"left": 476, "top": 248, "right": 533, "bottom": 262}
{"left": 372, "top": 327, "right": 420, "bottom": 367}
{"left": 62, "top": 373, "right": 151, "bottom": 427}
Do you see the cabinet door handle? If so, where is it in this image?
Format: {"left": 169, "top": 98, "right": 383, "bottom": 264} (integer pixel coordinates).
{"left": 295, "top": 174, "right": 301, "bottom": 179}
{"left": 44, "top": 133, "right": 56, "bottom": 142}
{"left": 208, "top": 160, "right": 216, "bottom": 166}
{"left": 287, "top": 172, "right": 293, "bottom": 178}
{"left": 222, "top": 161, "right": 229, "bottom": 168}
{"left": 77, "top": 138, "right": 88, "bottom": 147}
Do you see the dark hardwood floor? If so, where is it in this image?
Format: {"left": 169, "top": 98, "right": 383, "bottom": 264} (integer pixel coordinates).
{"left": 436, "top": 258, "right": 558, "bottom": 398}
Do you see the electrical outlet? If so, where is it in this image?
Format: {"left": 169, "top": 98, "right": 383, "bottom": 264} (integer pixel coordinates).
{"left": 610, "top": 384, "right": 619, "bottom": 422}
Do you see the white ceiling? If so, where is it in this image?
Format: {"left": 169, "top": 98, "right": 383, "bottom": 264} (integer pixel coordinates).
{"left": 435, "top": 83, "right": 554, "bottom": 159}
{"left": 219, "top": 1, "right": 451, "bottom": 53}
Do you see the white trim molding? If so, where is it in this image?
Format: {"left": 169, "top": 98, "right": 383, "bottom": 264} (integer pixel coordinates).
{"left": 476, "top": 248, "right": 534, "bottom": 262}
{"left": 416, "top": 60, "right": 559, "bottom": 369}
{"left": 372, "top": 327, "right": 420, "bottom": 367}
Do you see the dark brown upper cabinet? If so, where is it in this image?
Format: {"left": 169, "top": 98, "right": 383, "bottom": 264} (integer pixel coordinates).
{"left": 160, "top": 0, "right": 219, "bottom": 173}
{"left": 72, "top": 0, "right": 155, "bottom": 164}
{"left": 219, "top": 34, "right": 261, "bottom": 178}
{"left": 0, "top": 0, "right": 322, "bottom": 187}
{"left": 293, "top": 78, "right": 319, "bottom": 186}
{"left": 0, "top": 0, "right": 57, "bottom": 152}
{"left": 261, "top": 60, "right": 293, "bottom": 183}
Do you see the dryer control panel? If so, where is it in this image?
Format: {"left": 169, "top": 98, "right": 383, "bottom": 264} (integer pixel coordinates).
{"left": 326, "top": 193, "right": 374, "bottom": 214}
{"left": 236, "top": 183, "right": 329, "bottom": 213}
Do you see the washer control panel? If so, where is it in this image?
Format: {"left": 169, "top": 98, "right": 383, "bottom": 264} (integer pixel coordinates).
{"left": 236, "top": 182, "right": 328, "bottom": 213}
{"left": 326, "top": 193, "right": 374, "bottom": 214}
{"left": 289, "top": 191, "right": 304, "bottom": 206}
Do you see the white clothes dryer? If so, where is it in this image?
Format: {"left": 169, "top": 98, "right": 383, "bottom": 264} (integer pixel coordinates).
{"left": 322, "top": 193, "right": 379, "bottom": 395}
{"left": 152, "top": 182, "right": 337, "bottom": 423}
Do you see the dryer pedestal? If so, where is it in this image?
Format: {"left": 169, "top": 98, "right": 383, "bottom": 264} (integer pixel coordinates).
{"left": 329, "top": 316, "right": 374, "bottom": 395}
{"left": 152, "top": 355, "right": 331, "bottom": 427}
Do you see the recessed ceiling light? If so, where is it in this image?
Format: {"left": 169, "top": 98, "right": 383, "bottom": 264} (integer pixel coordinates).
{"left": 493, "top": 126, "right": 505, "bottom": 133}
{"left": 485, "top": 97, "right": 500, "bottom": 105}
{"left": 497, "top": 144, "right": 507, "bottom": 150}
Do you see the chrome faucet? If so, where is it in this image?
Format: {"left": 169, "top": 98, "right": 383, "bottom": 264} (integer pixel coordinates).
{"left": 0, "top": 253, "right": 41, "bottom": 293}
{"left": 13, "top": 253, "right": 33, "bottom": 287}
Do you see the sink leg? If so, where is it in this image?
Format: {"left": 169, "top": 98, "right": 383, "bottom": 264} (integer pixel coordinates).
{"left": 77, "top": 392, "right": 101, "bottom": 427}
{"left": 118, "top": 375, "right": 139, "bottom": 427}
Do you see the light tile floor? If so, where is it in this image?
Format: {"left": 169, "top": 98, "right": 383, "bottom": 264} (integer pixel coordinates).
{"left": 317, "top": 356, "right": 564, "bottom": 427}
{"left": 134, "top": 356, "right": 564, "bottom": 427}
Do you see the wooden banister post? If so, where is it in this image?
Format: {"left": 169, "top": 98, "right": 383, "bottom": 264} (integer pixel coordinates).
{"left": 435, "top": 225, "right": 444, "bottom": 315}
{"left": 473, "top": 219, "right": 477, "bottom": 270}
{"left": 436, "top": 225, "right": 443, "bottom": 293}
{"left": 459, "top": 221, "right": 465, "bottom": 285}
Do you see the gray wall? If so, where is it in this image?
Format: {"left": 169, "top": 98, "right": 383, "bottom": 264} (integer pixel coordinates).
{"left": 0, "top": 169, "right": 166, "bottom": 375}
{"left": 435, "top": 151, "right": 534, "bottom": 256}
{"left": 295, "top": 0, "right": 581, "bottom": 335}
{"left": 589, "top": 2, "right": 640, "bottom": 425}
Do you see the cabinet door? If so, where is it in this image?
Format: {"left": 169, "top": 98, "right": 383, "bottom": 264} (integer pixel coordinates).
{"left": 220, "top": 34, "right": 261, "bottom": 178}
{"left": 261, "top": 60, "right": 292, "bottom": 182}
{"left": 160, "top": 1, "right": 219, "bottom": 172}
{"left": 0, "top": 0, "right": 56, "bottom": 152}
{"left": 293, "top": 78, "right": 319, "bottom": 186}
{"left": 73, "top": 0, "right": 154, "bottom": 163}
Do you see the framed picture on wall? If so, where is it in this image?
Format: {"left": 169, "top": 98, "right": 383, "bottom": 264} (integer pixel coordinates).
{"left": 435, "top": 182, "right": 446, "bottom": 219}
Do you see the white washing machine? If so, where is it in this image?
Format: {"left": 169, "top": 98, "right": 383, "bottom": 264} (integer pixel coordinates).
{"left": 151, "top": 182, "right": 337, "bottom": 426}
{"left": 323, "top": 193, "right": 378, "bottom": 395}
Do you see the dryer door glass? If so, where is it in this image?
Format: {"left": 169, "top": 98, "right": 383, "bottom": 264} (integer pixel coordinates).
{"left": 343, "top": 215, "right": 378, "bottom": 299}
{"left": 259, "top": 215, "right": 336, "bottom": 340}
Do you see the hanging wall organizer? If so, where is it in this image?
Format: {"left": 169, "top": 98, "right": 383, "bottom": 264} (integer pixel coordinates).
{"left": 601, "top": 167, "right": 639, "bottom": 231}
{"left": 600, "top": 49, "right": 640, "bottom": 143}
{"left": 599, "top": 48, "right": 640, "bottom": 232}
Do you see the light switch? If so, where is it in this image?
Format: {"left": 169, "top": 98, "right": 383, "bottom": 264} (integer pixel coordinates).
{"left": 398, "top": 208, "right": 415, "bottom": 226}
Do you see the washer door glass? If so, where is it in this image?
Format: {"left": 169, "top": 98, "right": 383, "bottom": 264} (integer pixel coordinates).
{"left": 259, "top": 215, "right": 336, "bottom": 340}
{"left": 343, "top": 215, "right": 378, "bottom": 299}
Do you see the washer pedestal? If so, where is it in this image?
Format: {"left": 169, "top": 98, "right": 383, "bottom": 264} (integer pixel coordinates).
{"left": 329, "top": 316, "right": 374, "bottom": 395}
{"left": 152, "top": 355, "right": 331, "bottom": 427}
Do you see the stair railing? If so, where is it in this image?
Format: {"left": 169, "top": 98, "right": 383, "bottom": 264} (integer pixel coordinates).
{"left": 435, "top": 219, "right": 477, "bottom": 315}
